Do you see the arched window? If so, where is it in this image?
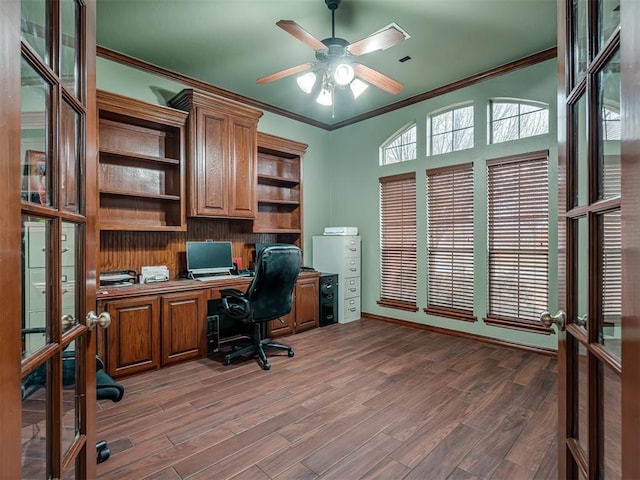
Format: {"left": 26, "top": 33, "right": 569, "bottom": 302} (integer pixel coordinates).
{"left": 380, "top": 123, "right": 416, "bottom": 165}
{"left": 490, "top": 99, "right": 549, "bottom": 143}
{"left": 428, "top": 104, "right": 474, "bottom": 155}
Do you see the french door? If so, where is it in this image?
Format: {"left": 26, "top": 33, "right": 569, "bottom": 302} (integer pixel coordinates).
{"left": 0, "top": 0, "right": 99, "bottom": 477}
{"left": 556, "top": 0, "right": 640, "bottom": 477}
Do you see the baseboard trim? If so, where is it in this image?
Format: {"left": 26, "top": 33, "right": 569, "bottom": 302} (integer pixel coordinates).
{"left": 361, "top": 312, "right": 557, "bottom": 357}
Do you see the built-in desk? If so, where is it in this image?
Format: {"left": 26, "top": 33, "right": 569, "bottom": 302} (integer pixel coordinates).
{"left": 96, "top": 272, "right": 320, "bottom": 378}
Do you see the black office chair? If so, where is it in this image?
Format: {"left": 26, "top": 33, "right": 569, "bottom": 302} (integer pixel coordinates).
{"left": 215, "top": 244, "right": 302, "bottom": 370}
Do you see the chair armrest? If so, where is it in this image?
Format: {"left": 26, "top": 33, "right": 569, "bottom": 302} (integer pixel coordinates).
{"left": 220, "top": 288, "right": 246, "bottom": 299}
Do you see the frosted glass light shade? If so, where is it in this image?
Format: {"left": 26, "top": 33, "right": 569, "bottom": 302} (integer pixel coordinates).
{"left": 350, "top": 78, "right": 369, "bottom": 99}
{"left": 334, "top": 63, "right": 354, "bottom": 86}
{"left": 316, "top": 87, "right": 333, "bottom": 106}
{"left": 296, "top": 72, "right": 317, "bottom": 94}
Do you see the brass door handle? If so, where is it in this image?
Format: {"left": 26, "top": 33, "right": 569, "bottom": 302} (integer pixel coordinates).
{"left": 86, "top": 311, "right": 111, "bottom": 330}
{"left": 540, "top": 310, "right": 566, "bottom": 331}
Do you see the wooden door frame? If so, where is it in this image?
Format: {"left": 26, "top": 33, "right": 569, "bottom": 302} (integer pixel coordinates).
{"left": 0, "top": 0, "right": 25, "bottom": 475}
{"left": 620, "top": 0, "right": 640, "bottom": 476}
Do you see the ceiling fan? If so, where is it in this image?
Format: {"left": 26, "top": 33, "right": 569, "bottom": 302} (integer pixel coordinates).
{"left": 257, "top": 0, "right": 409, "bottom": 104}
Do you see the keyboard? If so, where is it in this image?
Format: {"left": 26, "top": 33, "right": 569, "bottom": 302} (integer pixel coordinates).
{"left": 194, "top": 275, "right": 243, "bottom": 282}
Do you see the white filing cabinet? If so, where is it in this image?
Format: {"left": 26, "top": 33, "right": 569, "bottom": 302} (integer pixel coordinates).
{"left": 23, "top": 222, "right": 76, "bottom": 353}
{"left": 312, "top": 235, "right": 361, "bottom": 323}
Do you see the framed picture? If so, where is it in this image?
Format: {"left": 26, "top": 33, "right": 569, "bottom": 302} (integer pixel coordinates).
{"left": 21, "top": 150, "right": 46, "bottom": 204}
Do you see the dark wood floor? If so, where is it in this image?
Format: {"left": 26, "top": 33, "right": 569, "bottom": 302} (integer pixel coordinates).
{"left": 96, "top": 318, "right": 558, "bottom": 480}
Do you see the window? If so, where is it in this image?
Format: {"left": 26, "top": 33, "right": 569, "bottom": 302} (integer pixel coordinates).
{"left": 378, "top": 173, "right": 417, "bottom": 310}
{"left": 429, "top": 104, "right": 474, "bottom": 155}
{"left": 490, "top": 100, "right": 549, "bottom": 143}
{"left": 486, "top": 151, "right": 549, "bottom": 330}
{"left": 381, "top": 123, "right": 417, "bottom": 165}
{"left": 426, "top": 163, "right": 475, "bottom": 321}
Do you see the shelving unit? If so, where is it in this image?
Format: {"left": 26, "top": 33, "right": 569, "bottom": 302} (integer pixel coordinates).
{"left": 97, "top": 90, "right": 188, "bottom": 231}
{"left": 254, "top": 132, "right": 307, "bottom": 236}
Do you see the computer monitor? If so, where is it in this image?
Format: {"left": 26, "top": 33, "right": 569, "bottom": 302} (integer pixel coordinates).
{"left": 186, "top": 241, "right": 234, "bottom": 276}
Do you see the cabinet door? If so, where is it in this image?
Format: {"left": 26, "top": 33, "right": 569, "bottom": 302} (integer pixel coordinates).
{"left": 268, "top": 306, "right": 295, "bottom": 338}
{"left": 295, "top": 277, "right": 319, "bottom": 332}
{"left": 161, "top": 291, "right": 206, "bottom": 366}
{"left": 105, "top": 295, "right": 160, "bottom": 378}
{"left": 196, "top": 108, "right": 228, "bottom": 216}
{"left": 228, "top": 115, "right": 257, "bottom": 218}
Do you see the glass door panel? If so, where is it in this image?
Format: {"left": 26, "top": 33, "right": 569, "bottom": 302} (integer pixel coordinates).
{"left": 22, "top": 216, "right": 51, "bottom": 359}
{"left": 602, "top": 365, "right": 622, "bottom": 478}
{"left": 21, "top": 58, "right": 50, "bottom": 206}
{"left": 60, "top": 100, "right": 81, "bottom": 213}
{"left": 575, "top": 216, "right": 589, "bottom": 332}
{"left": 21, "top": 358, "right": 49, "bottom": 478}
{"left": 573, "top": 0, "right": 588, "bottom": 85}
{"left": 573, "top": 95, "right": 588, "bottom": 208}
{"left": 599, "top": 210, "right": 621, "bottom": 358}
{"left": 20, "top": 0, "right": 48, "bottom": 63}
{"left": 598, "top": 0, "right": 620, "bottom": 48}
{"left": 60, "top": 0, "right": 80, "bottom": 97}
{"left": 598, "top": 49, "right": 621, "bottom": 200}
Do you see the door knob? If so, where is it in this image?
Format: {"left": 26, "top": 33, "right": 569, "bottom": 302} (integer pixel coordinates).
{"left": 86, "top": 311, "right": 111, "bottom": 330}
{"left": 61, "top": 314, "right": 77, "bottom": 331}
{"left": 540, "top": 310, "right": 566, "bottom": 331}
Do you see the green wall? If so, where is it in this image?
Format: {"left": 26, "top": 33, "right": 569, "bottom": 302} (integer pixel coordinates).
{"left": 97, "top": 56, "right": 559, "bottom": 350}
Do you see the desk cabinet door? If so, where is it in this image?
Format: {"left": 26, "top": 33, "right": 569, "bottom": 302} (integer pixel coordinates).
{"left": 161, "top": 291, "right": 206, "bottom": 366}
{"left": 105, "top": 295, "right": 161, "bottom": 378}
{"left": 295, "top": 277, "right": 319, "bottom": 333}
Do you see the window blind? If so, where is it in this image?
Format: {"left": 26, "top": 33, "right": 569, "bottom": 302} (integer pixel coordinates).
{"left": 426, "top": 163, "right": 475, "bottom": 319}
{"left": 487, "top": 152, "right": 549, "bottom": 325}
{"left": 379, "top": 173, "right": 417, "bottom": 309}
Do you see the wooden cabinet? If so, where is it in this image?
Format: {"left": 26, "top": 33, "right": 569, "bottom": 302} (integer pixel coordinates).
{"left": 98, "top": 273, "right": 319, "bottom": 377}
{"left": 97, "top": 90, "right": 188, "bottom": 231}
{"left": 103, "top": 295, "right": 161, "bottom": 378}
{"left": 161, "top": 290, "right": 207, "bottom": 366}
{"left": 255, "top": 132, "right": 307, "bottom": 236}
{"left": 267, "top": 275, "right": 319, "bottom": 337}
{"left": 169, "top": 89, "right": 263, "bottom": 219}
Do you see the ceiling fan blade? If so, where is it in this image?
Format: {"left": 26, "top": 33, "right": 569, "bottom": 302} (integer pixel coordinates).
{"left": 353, "top": 63, "right": 403, "bottom": 95}
{"left": 256, "top": 62, "right": 314, "bottom": 84}
{"left": 347, "top": 25, "right": 406, "bottom": 56}
{"left": 276, "top": 20, "right": 327, "bottom": 51}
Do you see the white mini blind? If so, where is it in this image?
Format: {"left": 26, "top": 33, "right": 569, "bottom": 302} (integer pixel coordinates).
{"left": 487, "top": 152, "right": 549, "bottom": 324}
{"left": 426, "top": 163, "right": 474, "bottom": 318}
{"left": 379, "top": 173, "right": 417, "bottom": 308}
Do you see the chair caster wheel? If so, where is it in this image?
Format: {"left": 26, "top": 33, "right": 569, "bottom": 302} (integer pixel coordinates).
{"left": 223, "top": 356, "right": 231, "bottom": 366}
{"left": 263, "top": 362, "right": 271, "bottom": 370}
{"left": 96, "top": 440, "right": 110, "bottom": 463}
{"left": 288, "top": 350, "right": 294, "bottom": 358}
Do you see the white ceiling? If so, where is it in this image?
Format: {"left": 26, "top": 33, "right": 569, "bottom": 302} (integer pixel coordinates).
{"left": 96, "top": 0, "right": 557, "bottom": 127}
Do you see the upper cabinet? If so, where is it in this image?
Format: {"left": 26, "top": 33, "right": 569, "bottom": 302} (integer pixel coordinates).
{"left": 169, "top": 89, "right": 263, "bottom": 219}
{"left": 97, "top": 91, "right": 188, "bottom": 231}
{"left": 255, "top": 132, "right": 307, "bottom": 234}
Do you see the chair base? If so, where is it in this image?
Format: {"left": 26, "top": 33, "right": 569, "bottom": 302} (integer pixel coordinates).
{"left": 223, "top": 324, "right": 294, "bottom": 370}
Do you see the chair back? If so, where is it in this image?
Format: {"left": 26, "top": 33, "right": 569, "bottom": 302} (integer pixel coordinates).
{"left": 245, "top": 244, "right": 302, "bottom": 323}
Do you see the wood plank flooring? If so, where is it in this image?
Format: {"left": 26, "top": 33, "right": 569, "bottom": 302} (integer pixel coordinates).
{"left": 96, "top": 318, "right": 558, "bottom": 480}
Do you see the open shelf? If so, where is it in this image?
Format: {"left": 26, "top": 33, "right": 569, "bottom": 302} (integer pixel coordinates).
{"left": 97, "top": 90, "right": 188, "bottom": 231}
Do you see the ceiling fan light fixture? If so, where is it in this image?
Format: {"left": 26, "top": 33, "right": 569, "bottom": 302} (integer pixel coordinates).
{"left": 316, "top": 86, "right": 333, "bottom": 106}
{"left": 296, "top": 71, "right": 317, "bottom": 94}
{"left": 349, "top": 78, "right": 369, "bottom": 99}
{"left": 333, "top": 63, "right": 354, "bottom": 86}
